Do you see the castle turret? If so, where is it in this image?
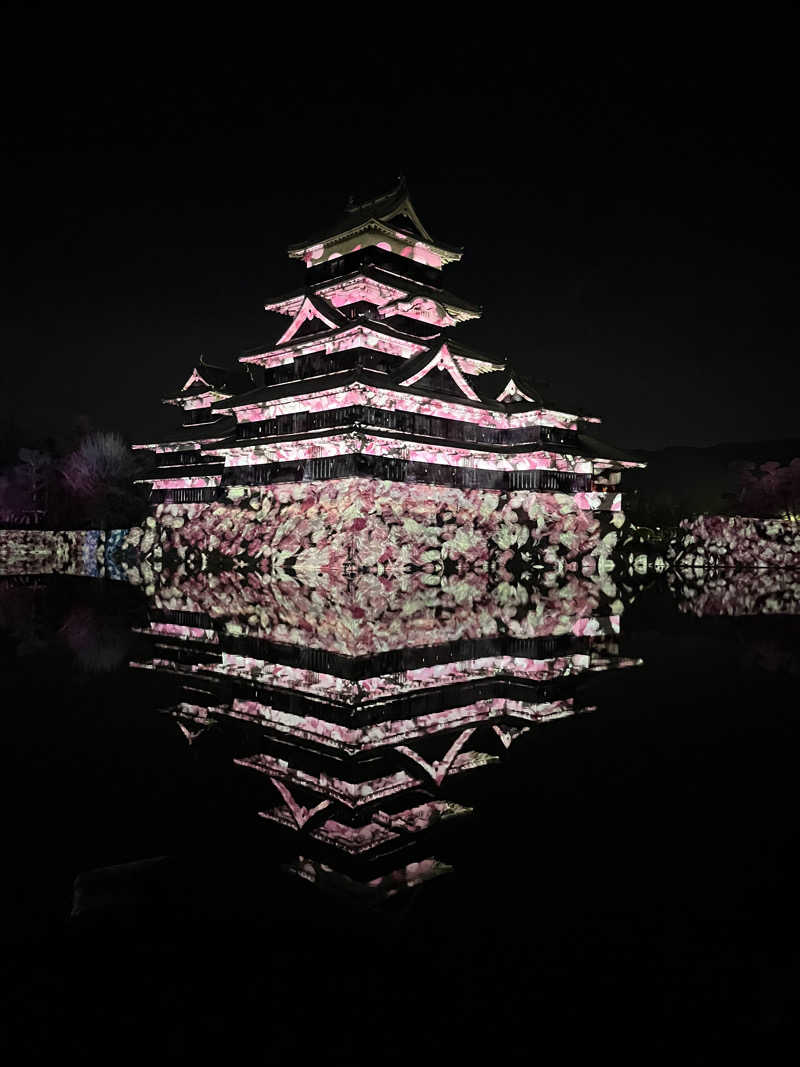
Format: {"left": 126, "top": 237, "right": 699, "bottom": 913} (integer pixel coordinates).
{"left": 134, "top": 181, "right": 643, "bottom": 564}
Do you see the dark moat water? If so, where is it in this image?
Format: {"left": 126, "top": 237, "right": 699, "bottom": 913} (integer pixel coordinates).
{"left": 1, "top": 572, "right": 798, "bottom": 1058}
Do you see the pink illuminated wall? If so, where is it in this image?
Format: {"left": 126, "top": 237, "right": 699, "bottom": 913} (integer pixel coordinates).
{"left": 287, "top": 856, "right": 452, "bottom": 897}
{"left": 670, "top": 569, "right": 800, "bottom": 616}
{"left": 673, "top": 515, "right": 800, "bottom": 570}
{"left": 239, "top": 323, "right": 429, "bottom": 368}
{"left": 274, "top": 297, "right": 344, "bottom": 346}
{"left": 125, "top": 499, "right": 639, "bottom": 897}
{"left": 236, "top": 748, "right": 498, "bottom": 806}
{"left": 150, "top": 476, "right": 221, "bottom": 490}
{"left": 120, "top": 183, "right": 655, "bottom": 897}
{"left": 211, "top": 431, "right": 593, "bottom": 475}
{"left": 164, "top": 390, "right": 230, "bottom": 411}
{"left": 496, "top": 378, "right": 536, "bottom": 403}
{"left": 291, "top": 227, "right": 455, "bottom": 269}
{"left": 377, "top": 295, "right": 457, "bottom": 328}
{"left": 0, "top": 529, "right": 108, "bottom": 577}
{"left": 116, "top": 481, "right": 625, "bottom": 629}
{"left": 218, "top": 696, "right": 577, "bottom": 754}
{"left": 317, "top": 276, "right": 405, "bottom": 311}
{"left": 399, "top": 344, "right": 480, "bottom": 400}
{"left": 228, "top": 380, "right": 582, "bottom": 431}
{"left": 267, "top": 279, "right": 475, "bottom": 328}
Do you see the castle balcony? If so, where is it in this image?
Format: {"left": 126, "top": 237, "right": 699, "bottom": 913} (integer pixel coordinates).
{"left": 233, "top": 405, "right": 580, "bottom": 452}
{"left": 215, "top": 453, "right": 593, "bottom": 494}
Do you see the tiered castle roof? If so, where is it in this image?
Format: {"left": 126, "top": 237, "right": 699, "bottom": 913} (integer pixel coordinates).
{"left": 136, "top": 180, "right": 642, "bottom": 501}
{"left": 285, "top": 175, "right": 464, "bottom": 268}
{"left": 132, "top": 569, "right": 638, "bottom": 894}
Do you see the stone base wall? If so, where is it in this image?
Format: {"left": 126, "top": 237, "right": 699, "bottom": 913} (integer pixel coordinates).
{"left": 112, "top": 481, "right": 625, "bottom": 650}
{"left": 0, "top": 528, "right": 130, "bottom": 578}
{"left": 119, "top": 479, "right": 624, "bottom": 582}
{"left": 672, "top": 515, "right": 800, "bottom": 570}
{"left": 670, "top": 569, "right": 800, "bottom": 616}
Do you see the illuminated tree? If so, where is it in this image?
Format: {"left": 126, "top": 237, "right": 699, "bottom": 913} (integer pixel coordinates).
{"left": 61, "top": 432, "right": 148, "bottom": 528}
{"left": 18, "top": 448, "right": 52, "bottom": 523}
{"left": 737, "top": 459, "right": 800, "bottom": 521}
{"left": 0, "top": 448, "right": 53, "bottom": 526}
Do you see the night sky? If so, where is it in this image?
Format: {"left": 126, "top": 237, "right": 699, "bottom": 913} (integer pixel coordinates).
{"left": 4, "top": 36, "right": 797, "bottom": 453}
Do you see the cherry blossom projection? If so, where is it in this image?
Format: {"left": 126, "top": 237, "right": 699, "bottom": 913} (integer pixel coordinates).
{"left": 274, "top": 296, "right": 346, "bottom": 346}
{"left": 671, "top": 515, "right": 800, "bottom": 571}
{"left": 293, "top": 229, "right": 455, "bottom": 270}
{"left": 118, "top": 181, "right": 657, "bottom": 892}
{"left": 304, "top": 276, "right": 407, "bottom": 312}
{"left": 376, "top": 295, "right": 457, "bottom": 328}
{"left": 670, "top": 569, "right": 800, "bottom": 616}
{"left": 239, "top": 322, "right": 430, "bottom": 369}
{"left": 216, "top": 696, "right": 576, "bottom": 754}
{"left": 132, "top": 596, "right": 635, "bottom": 891}
{"left": 124, "top": 496, "right": 638, "bottom": 896}
{"left": 286, "top": 177, "right": 462, "bottom": 273}
{"left": 0, "top": 529, "right": 117, "bottom": 577}
{"left": 210, "top": 432, "right": 594, "bottom": 474}
{"left": 399, "top": 344, "right": 481, "bottom": 401}
{"left": 160, "top": 360, "right": 254, "bottom": 415}
{"left": 115, "top": 479, "right": 626, "bottom": 610}
{"left": 135, "top": 179, "right": 634, "bottom": 525}
{"left": 223, "top": 381, "right": 587, "bottom": 431}
{"left": 267, "top": 274, "right": 481, "bottom": 328}
{"left": 496, "top": 378, "right": 537, "bottom": 404}
{"left": 150, "top": 477, "right": 221, "bottom": 490}
{"left": 287, "top": 856, "right": 453, "bottom": 898}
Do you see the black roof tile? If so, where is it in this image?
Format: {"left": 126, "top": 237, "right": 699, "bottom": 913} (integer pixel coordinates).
{"left": 286, "top": 178, "right": 462, "bottom": 255}
{"left": 265, "top": 266, "right": 482, "bottom": 316}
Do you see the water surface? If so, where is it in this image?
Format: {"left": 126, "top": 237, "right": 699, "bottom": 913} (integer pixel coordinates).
{"left": 1, "top": 570, "right": 797, "bottom": 1057}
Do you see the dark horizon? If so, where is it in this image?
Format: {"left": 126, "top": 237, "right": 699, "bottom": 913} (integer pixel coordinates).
{"left": 4, "top": 40, "right": 797, "bottom": 455}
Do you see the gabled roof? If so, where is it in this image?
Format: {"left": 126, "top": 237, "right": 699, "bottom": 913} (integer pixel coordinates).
{"left": 275, "top": 293, "right": 347, "bottom": 346}
{"left": 174, "top": 382, "right": 228, "bottom": 400}
{"left": 239, "top": 316, "right": 436, "bottom": 364}
{"left": 364, "top": 267, "right": 481, "bottom": 314}
{"left": 576, "top": 432, "right": 646, "bottom": 467}
{"left": 441, "top": 338, "right": 505, "bottom": 373}
{"left": 394, "top": 343, "right": 480, "bottom": 402}
{"left": 340, "top": 177, "right": 433, "bottom": 242}
{"left": 496, "top": 378, "right": 538, "bottom": 404}
{"left": 286, "top": 177, "right": 463, "bottom": 258}
{"left": 265, "top": 265, "right": 482, "bottom": 318}
{"left": 209, "top": 365, "right": 551, "bottom": 418}
{"left": 472, "top": 370, "right": 544, "bottom": 406}
{"left": 133, "top": 414, "right": 239, "bottom": 450}
{"left": 165, "top": 356, "right": 254, "bottom": 402}
{"left": 138, "top": 459, "right": 226, "bottom": 482}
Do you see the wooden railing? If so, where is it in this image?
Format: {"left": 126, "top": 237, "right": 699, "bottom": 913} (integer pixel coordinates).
{"left": 219, "top": 454, "right": 591, "bottom": 493}
{"left": 235, "top": 405, "right": 579, "bottom": 450}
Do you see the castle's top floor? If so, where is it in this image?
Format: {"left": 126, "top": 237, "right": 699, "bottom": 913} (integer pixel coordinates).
{"left": 286, "top": 176, "right": 463, "bottom": 270}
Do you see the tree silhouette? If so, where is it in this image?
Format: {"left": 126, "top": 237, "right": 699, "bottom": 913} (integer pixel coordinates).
{"left": 61, "top": 432, "right": 149, "bottom": 528}
{"left": 0, "top": 448, "right": 54, "bottom": 526}
{"left": 736, "top": 459, "right": 800, "bottom": 521}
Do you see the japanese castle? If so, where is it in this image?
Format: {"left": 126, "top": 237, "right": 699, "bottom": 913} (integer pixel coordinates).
{"left": 127, "top": 180, "right": 644, "bottom": 892}
{"left": 134, "top": 177, "right": 639, "bottom": 543}
{"left": 130, "top": 566, "right": 638, "bottom": 896}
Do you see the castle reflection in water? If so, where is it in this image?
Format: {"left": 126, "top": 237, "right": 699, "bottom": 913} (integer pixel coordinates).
{"left": 129, "top": 560, "right": 639, "bottom": 898}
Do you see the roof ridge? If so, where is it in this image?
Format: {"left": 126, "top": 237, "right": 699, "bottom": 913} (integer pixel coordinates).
{"left": 265, "top": 268, "right": 482, "bottom": 315}
{"left": 344, "top": 175, "right": 406, "bottom": 216}
{"left": 198, "top": 354, "right": 230, "bottom": 371}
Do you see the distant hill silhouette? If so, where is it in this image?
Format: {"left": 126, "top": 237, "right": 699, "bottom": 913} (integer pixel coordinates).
{"left": 624, "top": 439, "right": 800, "bottom": 527}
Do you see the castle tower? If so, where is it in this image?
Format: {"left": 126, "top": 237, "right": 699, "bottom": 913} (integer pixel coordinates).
{"left": 134, "top": 179, "right": 642, "bottom": 571}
